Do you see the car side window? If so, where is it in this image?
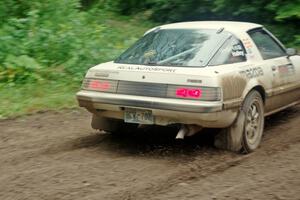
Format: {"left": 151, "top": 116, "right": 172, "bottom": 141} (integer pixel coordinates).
{"left": 209, "top": 37, "right": 246, "bottom": 66}
{"left": 248, "top": 29, "right": 286, "bottom": 60}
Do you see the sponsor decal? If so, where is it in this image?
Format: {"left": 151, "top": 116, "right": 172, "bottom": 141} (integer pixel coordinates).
{"left": 117, "top": 66, "right": 176, "bottom": 73}
{"left": 187, "top": 79, "right": 202, "bottom": 84}
{"left": 94, "top": 70, "right": 119, "bottom": 77}
{"left": 232, "top": 44, "right": 245, "bottom": 57}
{"left": 94, "top": 72, "right": 109, "bottom": 77}
{"left": 242, "top": 38, "right": 254, "bottom": 58}
{"left": 242, "top": 38, "right": 253, "bottom": 49}
{"left": 278, "top": 64, "right": 296, "bottom": 77}
{"left": 239, "top": 67, "right": 264, "bottom": 79}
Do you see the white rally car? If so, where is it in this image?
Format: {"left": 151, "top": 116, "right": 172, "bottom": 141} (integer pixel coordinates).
{"left": 77, "top": 21, "right": 300, "bottom": 153}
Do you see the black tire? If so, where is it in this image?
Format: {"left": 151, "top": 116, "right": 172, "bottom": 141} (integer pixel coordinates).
{"left": 214, "top": 90, "right": 264, "bottom": 153}
{"left": 241, "top": 91, "right": 264, "bottom": 152}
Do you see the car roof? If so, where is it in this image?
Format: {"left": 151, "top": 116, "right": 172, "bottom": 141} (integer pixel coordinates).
{"left": 158, "top": 21, "right": 262, "bottom": 33}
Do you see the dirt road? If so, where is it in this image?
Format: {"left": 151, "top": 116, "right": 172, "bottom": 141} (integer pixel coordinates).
{"left": 0, "top": 106, "right": 299, "bottom": 200}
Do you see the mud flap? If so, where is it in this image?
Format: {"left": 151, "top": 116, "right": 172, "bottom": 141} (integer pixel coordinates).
{"left": 214, "top": 110, "right": 245, "bottom": 152}
{"left": 91, "top": 114, "right": 120, "bottom": 132}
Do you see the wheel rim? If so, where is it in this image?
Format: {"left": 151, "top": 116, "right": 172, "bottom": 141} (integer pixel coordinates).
{"left": 245, "top": 99, "right": 263, "bottom": 146}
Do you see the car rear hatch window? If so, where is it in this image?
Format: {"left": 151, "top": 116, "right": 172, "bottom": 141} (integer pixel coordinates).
{"left": 115, "top": 28, "right": 231, "bottom": 67}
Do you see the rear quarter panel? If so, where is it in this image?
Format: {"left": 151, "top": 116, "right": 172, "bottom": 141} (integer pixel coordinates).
{"left": 214, "top": 61, "right": 272, "bottom": 110}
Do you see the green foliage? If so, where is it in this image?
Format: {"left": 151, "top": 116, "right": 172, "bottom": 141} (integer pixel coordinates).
{"left": 111, "top": 0, "right": 300, "bottom": 47}
{"left": 112, "top": 0, "right": 155, "bottom": 15}
{"left": 0, "top": 55, "right": 42, "bottom": 84}
{"left": 0, "top": 0, "right": 151, "bottom": 85}
{"left": 0, "top": 0, "right": 153, "bottom": 118}
{"left": 266, "top": 0, "right": 300, "bottom": 20}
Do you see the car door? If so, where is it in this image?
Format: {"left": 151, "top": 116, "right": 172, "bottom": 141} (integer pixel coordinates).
{"left": 248, "top": 28, "right": 298, "bottom": 112}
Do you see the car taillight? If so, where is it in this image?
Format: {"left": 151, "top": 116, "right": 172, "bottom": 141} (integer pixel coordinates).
{"left": 89, "top": 80, "right": 110, "bottom": 90}
{"left": 167, "top": 85, "right": 221, "bottom": 101}
{"left": 82, "top": 79, "right": 118, "bottom": 93}
{"left": 176, "top": 88, "right": 202, "bottom": 98}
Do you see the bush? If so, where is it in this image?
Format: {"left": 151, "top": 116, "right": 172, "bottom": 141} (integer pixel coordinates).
{"left": 110, "top": 0, "right": 300, "bottom": 47}
{"left": 0, "top": 0, "right": 150, "bottom": 84}
{"left": 0, "top": 55, "right": 42, "bottom": 84}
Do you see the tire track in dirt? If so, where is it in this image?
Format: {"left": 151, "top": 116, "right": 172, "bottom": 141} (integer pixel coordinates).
{"left": 0, "top": 106, "right": 299, "bottom": 200}
{"left": 108, "top": 106, "right": 300, "bottom": 200}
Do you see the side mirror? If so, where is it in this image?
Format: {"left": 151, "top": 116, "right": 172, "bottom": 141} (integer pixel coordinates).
{"left": 286, "top": 48, "right": 297, "bottom": 56}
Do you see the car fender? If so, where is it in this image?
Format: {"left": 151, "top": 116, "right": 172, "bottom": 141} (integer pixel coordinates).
{"left": 241, "top": 78, "right": 266, "bottom": 104}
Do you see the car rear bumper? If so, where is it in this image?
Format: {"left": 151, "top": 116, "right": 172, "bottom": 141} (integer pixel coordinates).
{"left": 76, "top": 90, "right": 238, "bottom": 127}
{"left": 77, "top": 90, "right": 223, "bottom": 113}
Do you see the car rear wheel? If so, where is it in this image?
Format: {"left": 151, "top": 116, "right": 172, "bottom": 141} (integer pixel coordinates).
{"left": 214, "top": 90, "right": 264, "bottom": 153}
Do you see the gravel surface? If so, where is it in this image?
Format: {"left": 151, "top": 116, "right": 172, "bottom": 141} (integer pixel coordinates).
{"left": 0, "top": 106, "right": 299, "bottom": 200}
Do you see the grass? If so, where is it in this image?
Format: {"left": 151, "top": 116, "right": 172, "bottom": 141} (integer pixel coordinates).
{"left": 0, "top": 79, "right": 79, "bottom": 119}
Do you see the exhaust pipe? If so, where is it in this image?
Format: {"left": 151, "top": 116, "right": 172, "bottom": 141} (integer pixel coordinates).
{"left": 176, "top": 124, "right": 202, "bottom": 139}
{"left": 175, "top": 125, "right": 189, "bottom": 139}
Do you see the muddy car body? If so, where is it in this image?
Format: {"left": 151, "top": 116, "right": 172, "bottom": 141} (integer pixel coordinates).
{"left": 77, "top": 21, "right": 300, "bottom": 153}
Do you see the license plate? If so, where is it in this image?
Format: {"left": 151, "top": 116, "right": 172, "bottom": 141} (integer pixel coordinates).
{"left": 124, "top": 108, "right": 154, "bottom": 124}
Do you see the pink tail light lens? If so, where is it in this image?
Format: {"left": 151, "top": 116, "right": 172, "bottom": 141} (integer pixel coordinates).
{"left": 176, "top": 88, "right": 202, "bottom": 98}
{"left": 168, "top": 85, "right": 221, "bottom": 101}
{"left": 82, "top": 79, "right": 118, "bottom": 93}
{"left": 89, "top": 80, "right": 111, "bottom": 90}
